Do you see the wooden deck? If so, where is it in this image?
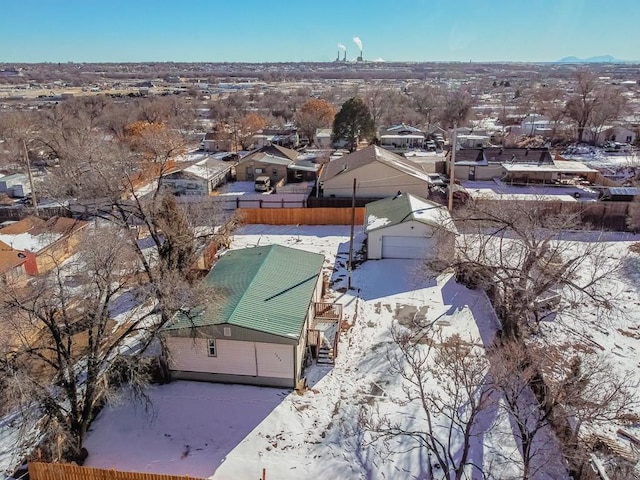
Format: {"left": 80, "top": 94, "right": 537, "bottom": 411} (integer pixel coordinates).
{"left": 307, "top": 302, "right": 343, "bottom": 364}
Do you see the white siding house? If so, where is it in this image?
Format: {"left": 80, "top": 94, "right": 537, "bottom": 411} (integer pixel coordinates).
{"left": 162, "top": 245, "right": 325, "bottom": 388}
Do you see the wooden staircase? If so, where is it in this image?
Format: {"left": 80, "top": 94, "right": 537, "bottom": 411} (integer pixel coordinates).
{"left": 317, "top": 344, "right": 335, "bottom": 365}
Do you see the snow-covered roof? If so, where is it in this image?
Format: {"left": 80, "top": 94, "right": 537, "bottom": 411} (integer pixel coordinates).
{"left": 365, "top": 192, "right": 456, "bottom": 233}
{"left": 0, "top": 232, "right": 62, "bottom": 252}
{"left": 502, "top": 160, "right": 597, "bottom": 174}
{"left": 182, "top": 158, "right": 233, "bottom": 179}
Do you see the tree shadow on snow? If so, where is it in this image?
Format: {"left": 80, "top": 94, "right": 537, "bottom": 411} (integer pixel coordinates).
{"left": 440, "top": 276, "right": 501, "bottom": 347}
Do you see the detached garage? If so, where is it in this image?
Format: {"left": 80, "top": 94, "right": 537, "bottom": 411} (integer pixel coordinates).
{"left": 365, "top": 193, "right": 456, "bottom": 261}
{"left": 162, "top": 245, "right": 325, "bottom": 388}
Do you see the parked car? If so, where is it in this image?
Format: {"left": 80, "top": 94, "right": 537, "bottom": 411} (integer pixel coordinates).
{"left": 254, "top": 176, "right": 271, "bottom": 192}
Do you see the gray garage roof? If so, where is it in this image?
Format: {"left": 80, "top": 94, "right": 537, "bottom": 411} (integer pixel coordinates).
{"left": 365, "top": 192, "right": 456, "bottom": 233}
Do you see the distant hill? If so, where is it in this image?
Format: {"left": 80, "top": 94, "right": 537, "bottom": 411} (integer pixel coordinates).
{"left": 556, "top": 55, "right": 628, "bottom": 64}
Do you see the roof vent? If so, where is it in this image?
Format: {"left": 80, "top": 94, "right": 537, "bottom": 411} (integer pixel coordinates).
{"left": 223, "top": 327, "right": 231, "bottom": 337}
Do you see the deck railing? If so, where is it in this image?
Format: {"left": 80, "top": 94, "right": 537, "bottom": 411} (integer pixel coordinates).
{"left": 314, "top": 302, "right": 342, "bottom": 321}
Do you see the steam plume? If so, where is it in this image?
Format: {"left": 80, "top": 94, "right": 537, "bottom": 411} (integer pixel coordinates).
{"left": 353, "top": 37, "right": 363, "bottom": 51}
{"left": 337, "top": 43, "right": 346, "bottom": 51}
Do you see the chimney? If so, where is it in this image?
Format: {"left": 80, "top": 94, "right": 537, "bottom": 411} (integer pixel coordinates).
{"left": 343, "top": 51, "right": 347, "bottom": 62}
{"left": 336, "top": 50, "right": 340, "bottom": 62}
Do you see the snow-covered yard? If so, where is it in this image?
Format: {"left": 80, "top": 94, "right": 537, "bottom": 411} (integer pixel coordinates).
{"left": 77, "top": 225, "right": 640, "bottom": 479}
{"left": 81, "top": 225, "right": 511, "bottom": 478}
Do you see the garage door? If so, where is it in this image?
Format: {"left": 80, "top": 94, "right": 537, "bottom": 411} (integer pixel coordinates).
{"left": 381, "top": 235, "right": 430, "bottom": 259}
{"left": 256, "top": 343, "right": 293, "bottom": 379}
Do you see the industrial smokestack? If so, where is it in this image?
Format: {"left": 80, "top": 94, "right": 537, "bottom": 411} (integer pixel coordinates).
{"left": 337, "top": 42, "right": 347, "bottom": 63}
{"left": 353, "top": 37, "right": 363, "bottom": 62}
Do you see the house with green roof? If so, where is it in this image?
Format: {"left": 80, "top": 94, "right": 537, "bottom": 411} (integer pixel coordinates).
{"left": 364, "top": 192, "right": 456, "bottom": 261}
{"left": 162, "top": 244, "right": 325, "bottom": 388}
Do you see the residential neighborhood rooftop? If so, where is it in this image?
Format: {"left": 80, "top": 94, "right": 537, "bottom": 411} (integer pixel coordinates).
{"left": 365, "top": 192, "right": 455, "bottom": 232}
{"left": 164, "top": 244, "right": 325, "bottom": 339}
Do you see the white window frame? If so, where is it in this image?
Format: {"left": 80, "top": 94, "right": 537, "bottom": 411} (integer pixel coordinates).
{"left": 207, "top": 339, "right": 217, "bottom": 357}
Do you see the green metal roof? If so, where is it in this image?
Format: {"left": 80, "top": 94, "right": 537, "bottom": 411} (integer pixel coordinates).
{"left": 164, "top": 245, "right": 324, "bottom": 340}
{"left": 364, "top": 192, "right": 455, "bottom": 233}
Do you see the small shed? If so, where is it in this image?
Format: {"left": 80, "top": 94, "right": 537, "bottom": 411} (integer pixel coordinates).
{"left": 364, "top": 193, "right": 456, "bottom": 261}
{"left": 162, "top": 245, "right": 325, "bottom": 388}
{"left": 599, "top": 187, "right": 640, "bottom": 202}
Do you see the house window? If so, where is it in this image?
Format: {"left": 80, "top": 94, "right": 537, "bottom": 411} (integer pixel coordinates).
{"left": 207, "top": 339, "right": 217, "bottom": 357}
{"left": 255, "top": 168, "right": 263, "bottom": 174}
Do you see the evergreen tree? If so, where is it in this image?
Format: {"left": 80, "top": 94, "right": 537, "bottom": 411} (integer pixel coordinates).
{"left": 331, "top": 97, "right": 375, "bottom": 152}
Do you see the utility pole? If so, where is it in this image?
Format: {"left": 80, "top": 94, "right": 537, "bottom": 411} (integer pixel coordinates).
{"left": 447, "top": 123, "right": 457, "bottom": 211}
{"left": 347, "top": 178, "right": 356, "bottom": 290}
{"left": 23, "top": 140, "right": 39, "bottom": 216}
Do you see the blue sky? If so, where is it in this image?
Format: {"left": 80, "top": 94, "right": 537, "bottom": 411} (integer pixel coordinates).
{"left": 1, "top": 0, "right": 639, "bottom": 63}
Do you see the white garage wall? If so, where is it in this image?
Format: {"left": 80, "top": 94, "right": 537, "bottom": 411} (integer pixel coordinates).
{"left": 167, "top": 337, "right": 258, "bottom": 376}
{"left": 367, "top": 220, "right": 436, "bottom": 260}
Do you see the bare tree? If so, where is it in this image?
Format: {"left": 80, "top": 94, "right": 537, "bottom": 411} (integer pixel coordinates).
{"left": 529, "top": 344, "right": 639, "bottom": 479}
{"left": 586, "top": 85, "right": 629, "bottom": 145}
{"left": 564, "top": 70, "right": 600, "bottom": 143}
{"left": 439, "top": 88, "right": 475, "bottom": 129}
{"left": 0, "top": 227, "right": 158, "bottom": 459}
{"left": 409, "top": 84, "right": 444, "bottom": 129}
{"left": 487, "top": 340, "right": 560, "bottom": 480}
{"left": 364, "top": 323, "right": 492, "bottom": 480}
{"left": 449, "top": 200, "right": 620, "bottom": 340}
{"left": 532, "top": 86, "right": 566, "bottom": 140}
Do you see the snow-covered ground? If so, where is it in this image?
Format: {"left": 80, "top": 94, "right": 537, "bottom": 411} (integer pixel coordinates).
{"left": 80, "top": 225, "right": 564, "bottom": 479}
{"left": 561, "top": 145, "right": 639, "bottom": 170}
{"left": 37, "top": 226, "right": 640, "bottom": 478}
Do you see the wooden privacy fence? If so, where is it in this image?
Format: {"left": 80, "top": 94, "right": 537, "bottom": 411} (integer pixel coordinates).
{"left": 29, "top": 462, "right": 204, "bottom": 480}
{"left": 238, "top": 207, "right": 365, "bottom": 225}
{"left": 471, "top": 199, "right": 633, "bottom": 231}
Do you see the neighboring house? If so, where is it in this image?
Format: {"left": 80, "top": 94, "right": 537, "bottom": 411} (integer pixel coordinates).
{"left": 378, "top": 124, "right": 427, "bottom": 153}
{"left": 450, "top": 147, "right": 554, "bottom": 181}
{"left": 0, "top": 216, "right": 88, "bottom": 275}
{"left": 0, "top": 240, "right": 28, "bottom": 285}
{"left": 202, "top": 128, "right": 233, "bottom": 152}
{"left": 253, "top": 127, "right": 300, "bottom": 150}
{"left": 518, "top": 114, "right": 553, "bottom": 137}
{"left": 314, "top": 128, "right": 333, "bottom": 148}
{"left": 364, "top": 193, "right": 456, "bottom": 261}
{"left": 235, "top": 144, "right": 298, "bottom": 185}
{"left": 0, "top": 173, "right": 31, "bottom": 198}
{"left": 162, "top": 157, "right": 233, "bottom": 196}
{"left": 162, "top": 245, "right": 326, "bottom": 388}
{"left": 593, "top": 125, "right": 637, "bottom": 146}
{"left": 456, "top": 134, "right": 491, "bottom": 149}
{"left": 319, "top": 145, "right": 434, "bottom": 198}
